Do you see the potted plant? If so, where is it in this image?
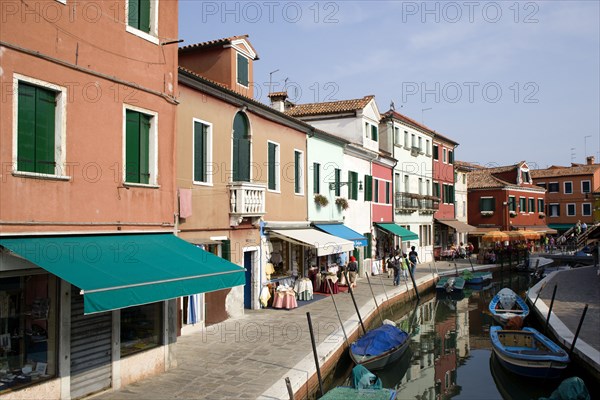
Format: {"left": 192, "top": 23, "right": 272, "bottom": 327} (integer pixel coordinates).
{"left": 509, "top": 210, "right": 517, "bottom": 217}
{"left": 335, "top": 197, "right": 349, "bottom": 210}
{"left": 314, "top": 194, "right": 329, "bottom": 207}
{"left": 538, "top": 212, "right": 545, "bottom": 218}
{"left": 480, "top": 211, "right": 494, "bottom": 217}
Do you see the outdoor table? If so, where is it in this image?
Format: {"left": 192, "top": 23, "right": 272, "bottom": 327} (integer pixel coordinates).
{"left": 320, "top": 274, "right": 339, "bottom": 294}
{"left": 272, "top": 288, "right": 298, "bottom": 309}
{"left": 294, "top": 278, "right": 313, "bottom": 301}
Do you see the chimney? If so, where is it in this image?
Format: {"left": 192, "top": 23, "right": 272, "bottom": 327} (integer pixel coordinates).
{"left": 587, "top": 156, "right": 595, "bottom": 165}
{"left": 268, "top": 91, "right": 288, "bottom": 112}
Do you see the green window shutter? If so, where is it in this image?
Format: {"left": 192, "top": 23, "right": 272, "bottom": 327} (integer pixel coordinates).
{"left": 313, "top": 163, "right": 320, "bottom": 194}
{"left": 125, "top": 110, "right": 141, "bottom": 183}
{"left": 17, "top": 83, "right": 37, "bottom": 173}
{"left": 433, "top": 145, "right": 438, "bottom": 160}
{"left": 194, "top": 122, "right": 207, "bottom": 182}
{"left": 237, "top": 54, "right": 249, "bottom": 86}
{"left": 222, "top": 239, "right": 231, "bottom": 261}
{"left": 365, "top": 232, "right": 372, "bottom": 259}
{"left": 139, "top": 113, "right": 150, "bottom": 184}
{"left": 386, "top": 182, "right": 390, "bottom": 204}
{"left": 139, "top": 0, "right": 151, "bottom": 33}
{"left": 479, "top": 197, "right": 484, "bottom": 211}
{"left": 351, "top": 172, "right": 358, "bottom": 200}
{"left": 363, "top": 175, "right": 370, "bottom": 201}
{"left": 449, "top": 150, "right": 454, "bottom": 164}
{"left": 374, "top": 179, "right": 379, "bottom": 203}
{"left": 233, "top": 113, "right": 250, "bottom": 182}
{"left": 128, "top": 0, "right": 139, "bottom": 29}
{"left": 294, "top": 151, "right": 301, "bottom": 193}
{"left": 371, "top": 125, "right": 378, "bottom": 141}
{"left": 35, "top": 87, "right": 56, "bottom": 175}
{"left": 268, "top": 142, "right": 276, "bottom": 190}
{"left": 334, "top": 168, "right": 341, "bottom": 196}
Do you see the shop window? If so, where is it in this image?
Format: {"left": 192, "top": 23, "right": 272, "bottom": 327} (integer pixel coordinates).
{"left": 120, "top": 303, "right": 163, "bottom": 357}
{"left": 0, "top": 274, "right": 57, "bottom": 393}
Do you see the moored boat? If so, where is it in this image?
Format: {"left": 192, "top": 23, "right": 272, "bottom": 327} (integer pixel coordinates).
{"left": 488, "top": 288, "right": 530, "bottom": 326}
{"left": 320, "top": 364, "right": 397, "bottom": 400}
{"left": 462, "top": 270, "right": 493, "bottom": 285}
{"left": 436, "top": 276, "right": 466, "bottom": 292}
{"left": 349, "top": 323, "right": 410, "bottom": 371}
{"left": 489, "top": 326, "right": 570, "bottom": 379}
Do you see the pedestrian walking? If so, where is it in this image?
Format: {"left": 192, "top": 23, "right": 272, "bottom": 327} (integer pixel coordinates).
{"left": 388, "top": 252, "right": 401, "bottom": 286}
{"left": 347, "top": 256, "right": 358, "bottom": 288}
{"left": 401, "top": 253, "right": 410, "bottom": 281}
{"left": 408, "top": 246, "right": 420, "bottom": 277}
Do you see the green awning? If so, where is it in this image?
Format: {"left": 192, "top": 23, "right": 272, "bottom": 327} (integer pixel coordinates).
{"left": 0, "top": 234, "right": 245, "bottom": 314}
{"left": 548, "top": 223, "right": 574, "bottom": 230}
{"left": 375, "top": 223, "right": 419, "bottom": 241}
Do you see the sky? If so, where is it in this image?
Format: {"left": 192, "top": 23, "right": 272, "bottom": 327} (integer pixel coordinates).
{"left": 178, "top": 1, "right": 600, "bottom": 169}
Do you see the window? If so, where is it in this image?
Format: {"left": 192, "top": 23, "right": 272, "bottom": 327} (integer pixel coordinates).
{"left": 411, "top": 134, "right": 416, "bottom": 148}
{"left": 394, "top": 127, "right": 401, "bottom": 146}
{"left": 371, "top": 125, "right": 378, "bottom": 141}
{"left": 126, "top": 0, "right": 158, "bottom": 43}
{"left": 433, "top": 182, "right": 440, "bottom": 198}
{"left": 121, "top": 303, "right": 163, "bottom": 357}
{"left": 480, "top": 197, "right": 495, "bottom": 211}
{"left": 334, "top": 168, "right": 341, "bottom": 196}
{"left": 313, "top": 162, "right": 320, "bottom": 194}
{"left": 404, "top": 131, "right": 408, "bottom": 147}
{"left": 462, "top": 174, "right": 466, "bottom": 184}
{"left": 125, "top": 107, "right": 157, "bottom": 185}
{"left": 538, "top": 198, "right": 544, "bottom": 213}
{"left": 548, "top": 182, "right": 559, "bottom": 193}
{"left": 443, "top": 148, "right": 447, "bottom": 163}
{"left": 433, "top": 145, "right": 439, "bottom": 160}
{"left": 564, "top": 181, "right": 573, "bottom": 194}
{"left": 386, "top": 182, "right": 391, "bottom": 204}
{"left": 508, "top": 196, "right": 516, "bottom": 212}
{"left": 582, "top": 203, "right": 592, "bottom": 216}
{"left": 348, "top": 171, "right": 358, "bottom": 200}
{"left": 426, "top": 139, "right": 430, "bottom": 156}
{"left": 364, "top": 174, "right": 373, "bottom": 201}
{"left": 426, "top": 179, "right": 430, "bottom": 196}
{"left": 582, "top": 180, "right": 591, "bottom": 193}
{"left": 520, "top": 170, "right": 530, "bottom": 183}
{"left": 537, "top": 182, "right": 546, "bottom": 189}
{"left": 193, "top": 119, "right": 212, "bottom": 184}
{"left": 419, "top": 178, "right": 423, "bottom": 195}
{"left": 364, "top": 122, "right": 370, "bottom": 138}
{"left": 549, "top": 203, "right": 560, "bottom": 217}
{"left": 233, "top": 112, "right": 250, "bottom": 182}
{"left": 566, "top": 203, "right": 576, "bottom": 216}
{"left": 528, "top": 198, "right": 535, "bottom": 213}
{"left": 462, "top": 200, "right": 466, "bottom": 217}
{"left": 15, "top": 79, "right": 66, "bottom": 176}
{"left": 237, "top": 53, "right": 249, "bottom": 87}
{"left": 404, "top": 175, "right": 409, "bottom": 192}
{"left": 394, "top": 173, "right": 401, "bottom": 193}
{"left": 519, "top": 197, "right": 527, "bottom": 212}
{"left": 443, "top": 184, "right": 454, "bottom": 204}
{"left": 267, "top": 141, "right": 279, "bottom": 191}
{"left": 294, "top": 150, "right": 303, "bottom": 194}
{"left": 418, "top": 137, "right": 422, "bottom": 152}
{"left": 374, "top": 179, "right": 380, "bottom": 203}
{"left": 448, "top": 150, "right": 454, "bottom": 164}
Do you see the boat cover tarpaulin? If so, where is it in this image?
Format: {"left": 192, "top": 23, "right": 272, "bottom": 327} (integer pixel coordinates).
{"left": 351, "top": 325, "right": 409, "bottom": 356}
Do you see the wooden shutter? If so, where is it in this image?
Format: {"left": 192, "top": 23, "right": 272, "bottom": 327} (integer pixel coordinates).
{"left": 233, "top": 113, "right": 250, "bottom": 182}
{"left": 34, "top": 86, "right": 56, "bottom": 174}
{"left": 139, "top": 113, "right": 150, "bottom": 184}
{"left": 371, "top": 125, "right": 378, "bottom": 141}
{"left": 365, "top": 232, "right": 372, "bottom": 259}
{"left": 125, "top": 110, "right": 141, "bottom": 183}
{"left": 433, "top": 145, "right": 438, "bottom": 160}
{"left": 374, "top": 179, "right": 379, "bottom": 203}
{"left": 449, "top": 150, "right": 454, "bottom": 164}
{"left": 294, "top": 151, "right": 301, "bottom": 193}
{"left": 222, "top": 240, "right": 231, "bottom": 261}
{"left": 268, "top": 142, "right": 276, "bottom": 190}
{"left": 139, "top": 0, "right": 151, "bottom": 33}
{"left": 363, "top": 175, "right": 370, "bottom": 201}
{"left": 313, "top": 163, "right": 320, "bottom": 194}
{"left": 334, "top": 168, "right": 341, "bottom": 196}
{"left": 17, "top": 83, "right": 36, "bottom": 172}
{"left": 128, "top": 0, "right": 139, "bottom": 29}
{"left": 194, "top": 122, "right": 206, "bottom": 182}
{"left": 386, "top": 182, "right": 391, "bottom": 204}
{"left": 237, "top": 54, "right": 249, "bottom": 86}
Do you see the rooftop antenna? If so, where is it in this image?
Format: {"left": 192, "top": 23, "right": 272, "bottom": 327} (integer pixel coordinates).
{"left": 268, "top": 69, "right": 279, "bottom": 103}
{"left": 422, "top": 107, "right": 432, "bottom": 124}
{"left": 570, "top": 148, "right": 576, "bottom": 162}
{"left": 584, "top": 135, "right": 592, "bottom": 158}
{"left": 390, "top": 100, "right": 395, "bottom": 111}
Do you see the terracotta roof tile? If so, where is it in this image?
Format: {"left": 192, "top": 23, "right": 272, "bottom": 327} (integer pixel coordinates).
{"left": 531, "top": 164, "right": 600, "bottom": 178}
{"left": 179, "top": 34, "right": 259, "bottom": 59}
{"left": 268, "top": 91, "right": 288, "bottom": 98}
{"left": 284, "top": 95, "right": 375, "bottom": 117}
{"left": 381, "top": 109, "right": 458, "bottom": 145}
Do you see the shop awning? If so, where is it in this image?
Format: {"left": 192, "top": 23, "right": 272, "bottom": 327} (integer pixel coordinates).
{"left": 269, "top": 228, "right": 354, "bottom": 256}
{"left": 314, "top": 224, "right": 368, "bottom": 247}
{"left": 375, "top": 223, "right": 418, "bottom": 241}
{"left": 548, "top": 223, "right": 574, "bottom": 231}
{"left": 435, "top": 219, "right": 476, "bottom": 233}
{"left": 0, "top": 234, "right": 245, "bottom": 314}
{"left": 468, "top": 227, "right": 500, "bottom": 236}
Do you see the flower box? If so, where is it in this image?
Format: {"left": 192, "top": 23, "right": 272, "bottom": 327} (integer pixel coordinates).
{"left": 480, "top": 211, "right": 494, "bottom": 217}
{"left": 314, "top": 194, "right": 329, "bottom": 207}
{"left": 335, "top": 197, "right": 349, "bottom": 210}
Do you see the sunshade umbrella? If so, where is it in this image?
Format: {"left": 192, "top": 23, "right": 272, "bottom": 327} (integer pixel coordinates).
{"left": 504, "top": 231, "right": 527, "bottom": 241}
{"left": 520, "top": 230, "right": 542, "bottom": 240}
{"left": 482, "top": 230, "right": 509, "bottom": 243}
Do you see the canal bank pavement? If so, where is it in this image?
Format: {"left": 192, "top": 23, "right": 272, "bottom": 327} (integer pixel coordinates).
{"left": 527, "top": 265, "right": 600, "bottom": 379}
{"left": 91, "top": 259, "right": 490, "bottom": 400}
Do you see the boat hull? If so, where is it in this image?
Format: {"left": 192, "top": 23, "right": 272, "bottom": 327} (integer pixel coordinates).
{"left": 350, "top": 336, "right": 410, "bottom": 371}
{"left": 489, "top": 288, "right": 530, "bottom": 326}
{"left": 490, "top": 326, "right": 570, "bottom": 379}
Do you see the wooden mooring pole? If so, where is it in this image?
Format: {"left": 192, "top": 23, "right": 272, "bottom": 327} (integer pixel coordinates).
{"left": 306, "top": 312, "right": 324, "bottom": 398}
{"left": 569, "top": 304, "right": 589, "bottom": 357}
{"left": 344, "top": 271, "right": 366, "bottom": 334}
{"left": 544, "top": 284, "right": 558, "bottom": 335}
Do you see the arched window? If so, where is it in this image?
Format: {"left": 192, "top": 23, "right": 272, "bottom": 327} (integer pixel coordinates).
{"left": 232, "top": 112, "right": 250, "bottom": 182}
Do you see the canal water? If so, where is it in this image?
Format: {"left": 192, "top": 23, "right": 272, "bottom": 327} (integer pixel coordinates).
{"left": 322, "top": 272, "right": 599, "bottom": 400}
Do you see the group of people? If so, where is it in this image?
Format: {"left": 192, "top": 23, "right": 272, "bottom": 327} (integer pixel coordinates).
{"left": 387, "top": 246, "right": 420, "bottom": 286}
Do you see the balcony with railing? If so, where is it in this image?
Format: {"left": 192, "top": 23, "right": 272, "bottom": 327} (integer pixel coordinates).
{"left": 395, "top": 192, "right": 439, "bottom": 214}
{"left": 229, "top": 181, "right": 266, "bottom": 226}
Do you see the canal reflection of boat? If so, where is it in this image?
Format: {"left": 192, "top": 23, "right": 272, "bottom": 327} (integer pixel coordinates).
{"left": 462, "top": 270, "right": 493, "bottom": 285}
{"left": 436, "top": 289, "right": 465, "bottom": 301}
{"left": 349, "top": 322, "right": 411, "bottom": 371}
{"left": 490, "top": 326, "right": 570, "bottom": 379}
{"left": 489, "top": 352, "right": 556, "bottom": 399}
{"left": 375, "top": 345, "right": 413, "bottom": 389}
{"left": 489, "top": 288, "right": 530, "bottom": 326}
{"left": 321, "top": 364, "right": 397, "bottom": 400}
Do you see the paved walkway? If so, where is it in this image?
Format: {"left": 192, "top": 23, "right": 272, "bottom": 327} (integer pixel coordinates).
{"left": 527, "top": 265, "right": 600, "bottom": 378}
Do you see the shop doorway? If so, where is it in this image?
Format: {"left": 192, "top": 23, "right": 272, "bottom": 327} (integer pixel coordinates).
{"left": 70, "top": 286, "right": 112, "bottom": 399}
{"left": 243, "top": 251, "right": 252, "bottom": 309}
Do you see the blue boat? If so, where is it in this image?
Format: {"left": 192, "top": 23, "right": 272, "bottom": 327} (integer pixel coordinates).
{"left": 349, "top": 323, "right": 410, "bottom": 371}
{"left": 488, "top": 288, "right": 530, "bottom": 326}
{"left": 462, "top": 270, "right": 493, "bottom": 285}
{"left": 490, "top": 326, "right": 570, "bottom": 379}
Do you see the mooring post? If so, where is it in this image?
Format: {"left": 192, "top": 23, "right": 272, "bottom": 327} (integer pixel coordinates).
{"left": 407, "top": 265, "right": 420, "bottom": 301}
{"left": 285, "top": 377, "right": 294, "bottom": 400}
{"left": 306, "top": 312, "right": 324, "bottom": 398}
{"left": 545, "top": 284, "right": 558, "bottom": 334}
{"left": 569, "top": 304, "right": 589, "bottom": 357}
{"left": 344, "top": 271, "right": 366, "bottom": 334}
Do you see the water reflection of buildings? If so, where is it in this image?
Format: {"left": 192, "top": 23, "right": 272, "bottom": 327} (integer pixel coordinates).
{"left": 394, "top": 295, "right": 471, "bottom": 400}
